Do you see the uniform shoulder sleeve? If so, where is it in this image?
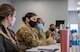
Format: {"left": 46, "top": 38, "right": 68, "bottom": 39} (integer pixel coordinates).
{"left": 45, "top": 30, "right": 50, "bottom": 38}
{"left": 16, "top": 28, "right": 40, "bottom": 49}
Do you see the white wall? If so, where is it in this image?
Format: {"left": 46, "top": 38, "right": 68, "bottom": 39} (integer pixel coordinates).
{"left": 0, "top": 0, "right": 11, "bottom": 4}
{"left": 12, "top": 0, "right": 67, "bottom": 32}
{"left": 68, "top": 11, "right": 78, "bottom": 25}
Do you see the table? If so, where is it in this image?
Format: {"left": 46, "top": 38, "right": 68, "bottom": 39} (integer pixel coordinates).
{"left": 26, "top": 43, "right": 61, "bottom": 52}
{"left": 26, "top": 43, "right": 72, "bottom": 52}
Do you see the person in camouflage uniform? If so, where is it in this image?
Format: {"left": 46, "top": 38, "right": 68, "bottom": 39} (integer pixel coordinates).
{"left": 16, "top": 12, "right": 53, "bottom": 52}
{"left": 35, "top": 18, "right": 46, "bottom": 40}
{"left": 35, "top": 18, "right": 54, "bottom": 41}
{"left": 35, "top": 18, "right": 53, "bottom": 42}
{"left": 46, "top": 24, "right": 60, "bottom": 43}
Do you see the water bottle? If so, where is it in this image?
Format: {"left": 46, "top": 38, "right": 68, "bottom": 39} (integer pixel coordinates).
{"left": 78, "top": 35, "right": 80, "bottom": 52}
{"left": 72, "top": 32, "right": 79, "bottom": 52}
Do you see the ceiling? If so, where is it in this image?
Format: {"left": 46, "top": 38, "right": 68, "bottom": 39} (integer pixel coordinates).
{"left": 68, "top": 0, "right": 80, "bottom": 11}
{"left": 9, "top": 0, "right": 67, "bottom": 2}
{"left": 9, "top": 0, "right": 80, "bottom": 11}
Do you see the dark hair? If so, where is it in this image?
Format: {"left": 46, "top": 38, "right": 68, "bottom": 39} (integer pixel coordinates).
{"left": 22, "top": 12, "right": 37, "bottom": 22}
{"left": 37, "top": 17, "right": 45, "bottom": 26}
{"left": 37, "top": 18, "right": 41, "bottom": 23}
{"left": 50, "top": 24, "right": 54, "bottom": 27}
{"left": 0, "top": 4, "right": 15, "bottom": 22}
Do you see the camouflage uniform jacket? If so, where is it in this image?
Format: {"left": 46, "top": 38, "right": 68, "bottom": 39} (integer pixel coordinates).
{"left": 46, "top": 29, "right": 60, "bottom": 43}
{"left": 34, "top": 28, "right": 46, "bottom": 40}
{"left": 16, "top": 23, "right": 51, "bottom": 51}
{"left": 46, "top": 29, "right": 54, "bottom": 38}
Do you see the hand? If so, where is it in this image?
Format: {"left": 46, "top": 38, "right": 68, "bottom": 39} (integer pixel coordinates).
{"left": 47, "top": 34, "right": 54, "bottom": 42}
{"left": 14, "top": 36, "right": 19, "bottom": 41}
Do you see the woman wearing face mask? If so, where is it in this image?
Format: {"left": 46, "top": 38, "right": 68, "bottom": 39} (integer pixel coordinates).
{"left": 0, "top": 4, "right": 19, "bottom": 52}
{"left": 36, "top": 18, "right": 54, "bottom": 42}
{"left": 16, "top": 13, "right": 53, "bottom": 52}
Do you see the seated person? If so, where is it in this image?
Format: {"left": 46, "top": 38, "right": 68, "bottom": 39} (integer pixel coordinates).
{"left": 35, "top": 18, "right": 54, "bottom": 43}
{"left": 54, "top": 25, "right": 60, "bottom": 40}
{"left": 46, "top": 24, "right": 60, "bottom": 43}
{"left": 36, "top": 18, "right": 46, "bottom": 39}
{"left": 16, "top": 13, "right": 53, "bottom": 52}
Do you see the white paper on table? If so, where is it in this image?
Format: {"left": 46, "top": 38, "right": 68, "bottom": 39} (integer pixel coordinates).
{"left": 26, "top": 47, "right": 39, "bottom": 52}
{"left": 37, "top": 45, "right": 60, "bottom": 50}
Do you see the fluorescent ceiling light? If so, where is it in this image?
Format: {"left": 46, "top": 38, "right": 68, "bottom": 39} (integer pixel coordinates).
{"left": 78, "top": 2, "right": 80, "bottom": 5}
{"left": 77, "top": 7, "right": 80, "bottom": 10}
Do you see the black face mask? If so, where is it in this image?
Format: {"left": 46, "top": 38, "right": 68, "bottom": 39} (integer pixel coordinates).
{"left": 50, "top": 28, "right": 55, "bottom": 32}
{"left": 29, "top": 20, "right": 37, "bottom": 28}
